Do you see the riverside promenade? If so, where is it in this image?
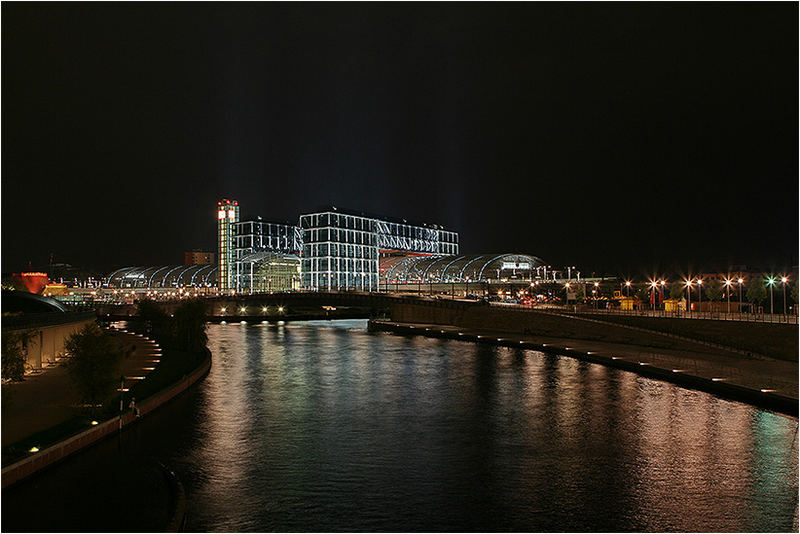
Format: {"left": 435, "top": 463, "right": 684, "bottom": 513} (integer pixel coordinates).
{"left": 370, "top": 320, "right": 798, "bottom": 416}
{"left": 2, "top": 329, "right": 160, "bottom": 447}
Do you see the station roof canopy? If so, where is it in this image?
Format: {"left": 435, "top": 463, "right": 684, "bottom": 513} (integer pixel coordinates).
{"left": 380, "top": 253, "right": 546, "bottom": 283}
{"left": 106, "top": 265, "right": 217, "bottom": 288}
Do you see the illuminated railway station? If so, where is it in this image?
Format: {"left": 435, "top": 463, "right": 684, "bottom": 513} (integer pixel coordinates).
{"left": 105, "top": 199, "right": 583, "bottom": 295}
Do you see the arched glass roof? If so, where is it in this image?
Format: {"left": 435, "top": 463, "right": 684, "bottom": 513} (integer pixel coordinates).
{"left": 107, "top": 265, "right": 218, "bottom": 288}
{"left": 380, "top": 253, "right": 545, "bottom": 283}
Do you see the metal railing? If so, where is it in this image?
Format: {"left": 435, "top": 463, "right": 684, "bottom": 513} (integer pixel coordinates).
{"left": 488, "top": 302, "right": 798, "bottom": 324}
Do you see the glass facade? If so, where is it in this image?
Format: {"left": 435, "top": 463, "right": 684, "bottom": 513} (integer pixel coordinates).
{"left": 233, "top": 219, "right": 301, "bottom": 291}
{"left": 300, "top": 209, "right": 459, "bottom": 291}
{"left": 300, "top": 211, "right": 380, "bottom": 291}
{"left": 214, "top": 201, "right": 460, "bottom": 292}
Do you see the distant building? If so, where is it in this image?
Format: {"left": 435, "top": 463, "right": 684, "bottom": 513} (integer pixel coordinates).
{"left": 184, "top": 250, "right": 215, "bottom": 266}
{"left": 11, "top": 272, "right": 50, "bottom": 294}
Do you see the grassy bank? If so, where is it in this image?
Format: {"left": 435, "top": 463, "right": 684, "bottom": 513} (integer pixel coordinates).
{"left": 576, "top": 314, "right": 798, "bottom": 362}
{"left": 1, "top": 341, "right": 207, "bottom": 467}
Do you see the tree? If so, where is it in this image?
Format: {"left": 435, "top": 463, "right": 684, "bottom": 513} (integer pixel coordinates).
{"left": 573, "top": 284, "right": 586, "bottom": 301}
{"left": 746, "top": 277, "right": 767, "bottom": 307}
{"left": 636, "top": 286, "right": 651, "bottom": 305}
{"left": 64, "top": 323, "right": 122, "bottom": 414}
{"left": 2, "top": 329, "right": 34, "bottom": 382}
{"left": 173, "top": 298, "right": 208, "bottom": 353}
{"left": 669, "top": 282, "right": 685, "bottom": 300}
{"left": 704, "top": 280, "right": 722, "bottom": 301}
{"left": 133, "top": 299, "right": 173, "bottom": 347}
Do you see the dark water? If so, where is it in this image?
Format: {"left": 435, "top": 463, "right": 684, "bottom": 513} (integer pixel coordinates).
{"left": 3, "top": 320, "right": 798, "bottom": 532}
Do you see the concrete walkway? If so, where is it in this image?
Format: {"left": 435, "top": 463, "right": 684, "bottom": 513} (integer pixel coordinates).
{"left": 2, "top": 329, "right": 161, "bottom": 447}
{"left": 373, "top": 321, "right": 798, "bottom": 404}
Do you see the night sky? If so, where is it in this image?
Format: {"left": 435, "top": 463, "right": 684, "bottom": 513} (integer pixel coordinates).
{"left": 3, "top": 3, "right": 797, "bottom": 277}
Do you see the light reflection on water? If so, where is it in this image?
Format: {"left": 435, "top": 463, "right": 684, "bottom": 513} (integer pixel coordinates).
{"left": 183, "top": 320, "right": 797, "bottom": 532}
{"left": 3, "top": 320, "right": 797, "bottom": 532}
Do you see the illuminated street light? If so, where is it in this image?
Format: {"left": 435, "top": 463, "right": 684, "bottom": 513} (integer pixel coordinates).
{"left": 697, "top": 278, "right": 703, "bottom": 313}
{"left": 625, "top": 280, "right": 631, "bottom": 297}
{"left": 767, "top": 277, "right": 776, "bottom": 315}
{"left": 684, "top": 279, "right": 692, "bottom": 312}
{"left": 723, "top": 278, "right": 732, "bottom": 313}
{"left": 737, "top": 278, "right": 744, "bottom": 313}
{"left": 781, "top": 276, "right": 788, "bottom": 316}
{"left": 650, "top": 281, "right": 658, "bottom": 311}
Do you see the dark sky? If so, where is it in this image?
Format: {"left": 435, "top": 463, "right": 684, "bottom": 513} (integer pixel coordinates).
{"left": 3, "top": 2, "right": 797, "bottom": 276}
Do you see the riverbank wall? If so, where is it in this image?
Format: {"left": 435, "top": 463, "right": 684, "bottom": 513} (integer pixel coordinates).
{"left": 1, "top": 344, "right": 212, "bottom": 488}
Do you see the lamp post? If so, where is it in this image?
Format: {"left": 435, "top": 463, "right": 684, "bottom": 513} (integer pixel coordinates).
{"left": 594, "top": 282, "right": 599, "bottom": 309}
{"left": 723, "top": 278, "right": 732, "bottom": 314}
{"left": 781, "top": 276, "right": 788, "bottom": 316}
{"left": 697, "top": 278, "right": 703, "bottom": 314}
{"left": 659, "top": 280, "right": 666, "bottom": 314}
{"left": 738, "top": 278, "right": 743, "bottom": 314}
{"left": 767, "top": 277, "right": 776, "bottom": 315}
{"left": 650, "top": 281, "right": 657, "bottom": 312}
{"left": 685, "top": 279, "right": 692, "bottom": 313}
{"left": 625, "top": 280, "right": 631, "bottom": 297}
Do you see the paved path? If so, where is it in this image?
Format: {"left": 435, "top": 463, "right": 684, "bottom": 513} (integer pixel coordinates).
{"left": 375, "top": 321, "right": 798, "bottom": 401}
{"left": 2, "top": 329, "right": 160, "bottom": 447}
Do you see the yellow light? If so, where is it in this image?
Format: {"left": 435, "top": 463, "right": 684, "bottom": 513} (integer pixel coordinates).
{"left": 221, "top": 307, "right": 226, "bottom": 312}
{"left": 781, "top": 277, "right": 788, "bottom": 283}
{"left": 697, "top": 279, "right": 703, "bottom": 285}
{"left": 240, "top": 307, "right": 246, "bottom": 312}
{"left": 278, "top": 307, "right": 284, "bottom": 312}
{"left": 29, "top": 447, "right": 39, "bottom": 453}
{"left": 625, "top": 281, "right": 631, "bottom": 286}
{"left": 91, "top": 420, "right": 99, "bottom": 425}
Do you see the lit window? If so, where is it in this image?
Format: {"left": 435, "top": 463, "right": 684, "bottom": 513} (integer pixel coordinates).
{"left": 218, "top": 210, "right": 226, "bottom": 219}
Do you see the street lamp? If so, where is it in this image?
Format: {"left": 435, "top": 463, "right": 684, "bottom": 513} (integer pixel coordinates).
{"left": 594, "top": 282, "right": 599, "bottom": 309}
{"left": 737, "top": 278, "right": 744, "bottom": 314}
{"left": 650, "top": 281, "right": 658, "bottom": 311}
{"left": 767, "top": 277, "right": 776, "bottom": 315}
{"left": 723, "top": 278, "right": 732, "bottom": 314}
{"left": 781, "top": 276, "right": 788, "bottom": 315}
{"left": 625, "top": 280, "right": 631, "bottom": 297}
{"left": 685, "top": 279, "right": 692, "bottom": 312}
{"left": 697, "top": 278, "right": 703, "bottom": 313}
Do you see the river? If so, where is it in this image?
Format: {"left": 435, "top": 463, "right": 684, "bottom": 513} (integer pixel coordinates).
{"left": 3, "top": 320, "right": 798, "bottom": 532}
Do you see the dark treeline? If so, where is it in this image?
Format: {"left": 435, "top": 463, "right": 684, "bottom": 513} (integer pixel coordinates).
{"left": 129, "top": 298, "right": 208, "bottom": 353}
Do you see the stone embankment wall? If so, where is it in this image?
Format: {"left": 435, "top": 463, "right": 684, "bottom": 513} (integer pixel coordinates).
{"left": 389, "top": 301, "right": 727, "bottom": 351}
